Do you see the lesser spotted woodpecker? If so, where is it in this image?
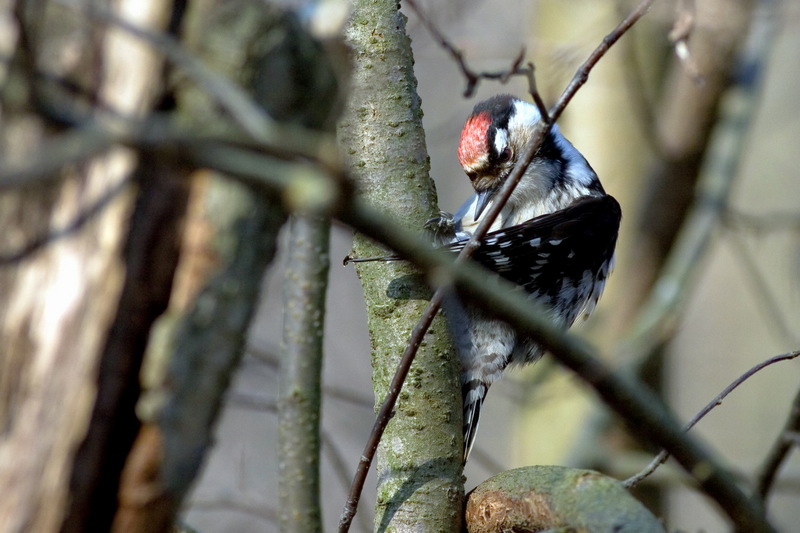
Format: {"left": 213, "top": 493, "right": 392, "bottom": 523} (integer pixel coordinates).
{"left": 430, "top": 94, "right": 621, "bottom": 460}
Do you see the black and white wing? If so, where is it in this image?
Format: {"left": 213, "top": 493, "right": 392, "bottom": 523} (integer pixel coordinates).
{"left": 446, "top": 194, "right": 622, "bottom": 324}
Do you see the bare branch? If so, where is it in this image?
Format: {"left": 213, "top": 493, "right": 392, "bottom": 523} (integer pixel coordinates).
{"left": 757, "top": 387, "right": 800, "bottom": 502}
{"left": 403, "top": 0, "right": 531, "bottom": 97}
{"left": 227, "top": 393, "right": 277, "bottom": 413}
{"left": 0, "top": 176, "right": 130, "bottom": 264}
{"left": 624, "top": 350, "right": 800, "bottom": 488}
{"left": 723, "top": 208, "right": 800, "bottom": 233}
{"left": 278, "top": 214, "right": 330, "bottom": 532}
{"left": 403, "top": 1, "right": 550, "bottom": 119}
{"left": 188, "top": 494, "right": 277, "bottom": 524}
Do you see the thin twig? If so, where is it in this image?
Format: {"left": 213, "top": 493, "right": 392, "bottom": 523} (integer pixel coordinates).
{"left": 624, "top": 350, "right": 800, "bottom": 488}
{"left": 403, "top": 0, "right": 532, "bottom": 97}
{"left": 0, "top": 176, "right": 131, "bottom": 264}
{"left": 227, "top": 393, "right": 277, "bottom": 413}
{"left": 338, "top": 1, "right": 655, "bottom": 531}
{"left": 757, "top": 386, "right": 800, "bottom": 502}
{"left": 723, "top": 208, "right": 800, "bottom": 233}
{"left": 188, "top": 495, "right": 278, "bottom": 523}
{"left": 524, "top": 62, "right": 551, "bottom": 123}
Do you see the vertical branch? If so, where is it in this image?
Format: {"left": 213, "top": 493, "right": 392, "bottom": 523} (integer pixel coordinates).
{"left": 278, "top": 214, "right": 330, "bottom": 532}
{"left": 268, "top": 8, "right": 341, "bottom": 531}
{"left": 151, "top": 182, "right": 284, "bottom": 530}
{"left": 62, "top": 154, "right": 190, "bottom": 533}
{"left": 620, "top": 0, "right": 756, "bottom": 324}
{"left": 338, "top": 0, "right": 463, "bottom": 531}
{"left": 757, "top": 387, "right": 800, "bottom": 502}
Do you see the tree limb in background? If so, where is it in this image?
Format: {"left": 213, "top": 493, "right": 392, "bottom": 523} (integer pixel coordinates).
{"left": 271, "top": 9, "right": 341, "bottom": 532}
{"left": 278, "top": 213, "right": 330, "bottom": 533}
{"left": 60, "top": 4, "right": 188, "bottom": 531}
{"left": 62, "top": 154, "right": 190, "bottom": 533}
{"left": 278, "top": 215, "right": 330, "bottom": 533}
{"left": 618, "top": 0, "right": 756, "bottom": 329}
{"left": 619, "top": 8, "right": 774, "bottom": 366}
{"left": 757, "top": 386, "right": 800, "bottom": 502}
{"left": 625, "top": 350, "right": 800, "bottom": 488}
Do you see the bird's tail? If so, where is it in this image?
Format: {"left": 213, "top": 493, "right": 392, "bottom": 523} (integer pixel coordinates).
{"left": 462, "top": 379, "right": 489, "bottom": 461}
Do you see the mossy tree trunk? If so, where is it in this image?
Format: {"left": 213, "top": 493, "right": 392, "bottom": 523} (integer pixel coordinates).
{"left": 338, "top": 0, "right": 464, "bottom": 531}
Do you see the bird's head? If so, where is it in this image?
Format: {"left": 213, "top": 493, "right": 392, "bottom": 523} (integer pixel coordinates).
{"left": 457, "top": 95, "right": 600, "bottom": 221}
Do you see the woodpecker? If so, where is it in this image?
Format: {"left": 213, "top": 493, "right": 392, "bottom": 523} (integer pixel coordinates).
{"left": 430, "top": 94, "right": 621, "bottom": 460}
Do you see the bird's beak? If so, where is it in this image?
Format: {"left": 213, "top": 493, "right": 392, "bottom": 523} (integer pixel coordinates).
{"left": 474, "top": 189, "right": 496, "bottom": 221}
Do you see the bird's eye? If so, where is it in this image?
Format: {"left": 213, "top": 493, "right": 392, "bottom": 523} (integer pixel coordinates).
{"left": 498, "top": 146, "right": 512, "bottom": 163}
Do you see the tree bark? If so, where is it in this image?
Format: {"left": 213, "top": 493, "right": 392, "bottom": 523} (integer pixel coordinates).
{"left": 109, "top": 2, "right": 304, "bottom": 530}
{"left": 339, "top": 1, "right": 464, "bottom": 531}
